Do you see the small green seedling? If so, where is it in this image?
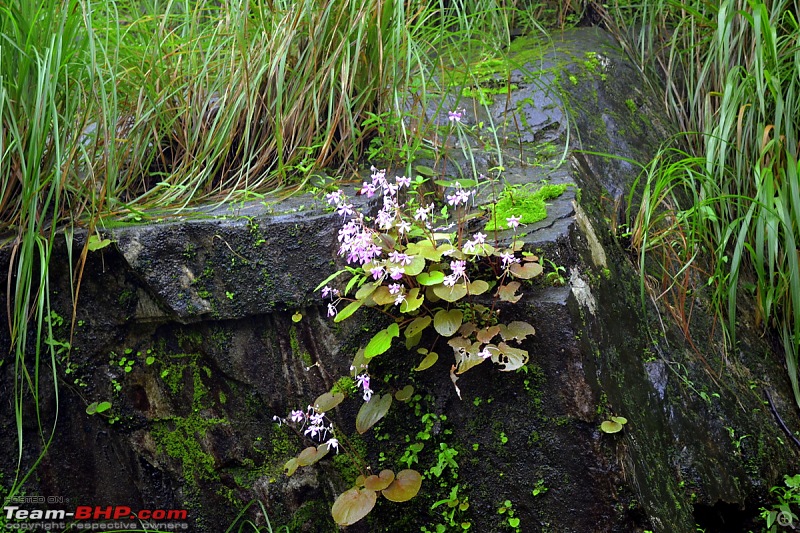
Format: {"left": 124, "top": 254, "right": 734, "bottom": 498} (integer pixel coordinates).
{"left": 600, "top": 416, "right": 628, "bottom": 434}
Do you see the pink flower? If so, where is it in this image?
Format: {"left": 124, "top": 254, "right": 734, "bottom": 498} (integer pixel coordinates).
{"left": 327, "top": 303, "right": 337, "bottom": 317}
{"left": 388, "top": 251, "right": 413, "bottom": 266}
{"left": 506, "top": 216, "right": 521, "bottom": 229}
{"left": 389, "top": 267, "right": 405, "bottom": 280}
{"left": 396, "top": 175, "right": 411, "bottom": 188}
{"left": 356, "top": 373, "right": 373, "bottom": 402}
{"left": 370, "top": 266, "right": 385, "bottom": 280}
{"left": 448, "top": 110, "right": 463, "bottom": 122}
{"left": 360, "top": 182, "right": 378, "bottom": 197}
{"left": 290, "top": 409, "right": 305, "bottom": 423}
{"left": 500, "top": 252, "right": 520, "bottom": 269}
{"left": 388, "top": 283, "right": 402, "bottom": 295}
{"left": 450, "top": 260, "right": 467, "bottom": 278}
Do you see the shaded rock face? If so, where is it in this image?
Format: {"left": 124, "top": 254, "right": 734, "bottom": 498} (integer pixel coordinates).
{"left": 1, "top": 27, "right": 797, "bottom": 532}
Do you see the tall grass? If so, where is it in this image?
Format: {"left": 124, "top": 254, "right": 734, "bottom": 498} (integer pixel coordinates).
{"left": 1, "top": 0, "right": 531, "bottom": 508}
{"left": 615, "top": 1, "right": 800, "bottom": 404}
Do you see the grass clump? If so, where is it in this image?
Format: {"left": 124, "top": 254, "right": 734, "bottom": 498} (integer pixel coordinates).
{"left": 612, "top": 0, "right": 800, "bottom": 405}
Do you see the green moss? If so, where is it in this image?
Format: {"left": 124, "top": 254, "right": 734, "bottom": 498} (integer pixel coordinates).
{"left": 152, "top": 413, "right": 225, "bottom": 488}
{"left": 289, "top": 326, "right": 313, "bottom": 367}
{"left": 484, "top": 183, "right": 568, "bottom": 231}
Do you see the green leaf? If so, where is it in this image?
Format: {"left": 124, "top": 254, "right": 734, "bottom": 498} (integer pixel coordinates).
{"left": 345, "top": 274, "right": 362, "bottom": 296}
{"left": 314, "top": 391, "right": 345, "bottom": 412}
{"left": 434, "top": 309, "right": 463, "bottom": 337}
{"left": 382, "top": 469, "right": 423, "bottom": 502}
{"left": 86, "top": 402, "right": 98, "bottom": 415}
{"left": 414, "top": 351, "right": 438, "bottom": 371}
{"left": 417, "top": 270, "right": 445, "bottom": 286}
{"left": 371, "top": 286, "right": 397, "bottom": 305}
{"left": 284, "top": 458, "right": 299, "bottom": 476}
{"left": 509, "top": 262, "right": 544, "bottom": 279}
{"left": 352, "top": 348, "right": 368, "bottom": 374}
{"left": 415, "top": 165, "right": 436, "bottom": 177}
{"left": 296, "top": 446, "right": 319, "bottom": 466}
{"left": 408, "top": 240, "right": 443, "bottom": 262}
{"left": 494, "top": 343, "right": 529, "bottom": 371}
{"left": 364, "top": 323, "right": 400, "bottom": 359}
{"left": 331, "top": 487, "right": 377, "bottom": 526}
{"left": 600, "top": 420, "right": 623, "bottom": 434}
{"left": 508, "top": 517, "right": 520, "bottom": 528}
{"left": 356, "top": 282, "right": 379, "bottom": 300}
{"left": 403, "top": 255, "right": 427, "bottom": 276}
{"left": 400, "top": 288, "right": 424, "bottom": 313}
{"left": 405, "top": 316, "right": 432, "bottom": 338}
{"left": 433, "top": 283, "right": 468, "bottom": 302}
{"left": 334, "top": 300, "right": 363, "bottom": 323}
{"left": 450, "top": 338, "right": 487, "bottom": 374}
{"left": 87, "top": 235, "right": 112, "bottom": 252}
{"left": 314, "top": 269, "right": 347, "bottom": 292}
{"left": 497, "top": 282, "right": 522, "bottom": 303}
{"left": 291, "top": 312, "right": 303, "bottom": 323}
{"left": 395, "top": 385, "right": 414, "bottom": 402}
{"left": 95, "top": 401, "right": 112, "bottom": 413}
{"left": 364, "top": 470, "right": 395, "bottom": 491}
{"left": 468, "top": 280, "right": 490, "bottom": 295}
{"left": 611, "top": 416, "right": 628, "bottom": 425}
{"left": 356, "top": 393, "right": 393, "bottom": 434}
{"left": 499, "top": 321, "right": 536, "bottom": 342}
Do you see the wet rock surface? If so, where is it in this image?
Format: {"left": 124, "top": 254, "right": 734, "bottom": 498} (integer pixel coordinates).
{"left": 1, "top": 27, "right": 798, "bottom": 532}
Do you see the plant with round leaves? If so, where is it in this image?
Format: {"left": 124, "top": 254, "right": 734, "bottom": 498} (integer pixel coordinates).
{"left": 286, "top": 167, "right": 544, "bottom": 526}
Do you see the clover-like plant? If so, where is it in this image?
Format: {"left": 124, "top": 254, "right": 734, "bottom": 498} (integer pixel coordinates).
{"left": 282, "top": 166, "right": 542, "bottom": 525}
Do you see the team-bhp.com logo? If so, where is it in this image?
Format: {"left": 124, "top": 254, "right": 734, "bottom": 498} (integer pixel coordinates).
{"left": 4, "top": 505, "right": 189, "bottom": 530}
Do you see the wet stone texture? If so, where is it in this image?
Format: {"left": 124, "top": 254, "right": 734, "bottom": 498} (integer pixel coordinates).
{"left": 1, "top": 27, "right": 798, "bottom": 532}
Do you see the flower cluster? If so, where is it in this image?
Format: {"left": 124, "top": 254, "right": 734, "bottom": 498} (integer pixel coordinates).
{"left": 355, "top": 373, "right": 373, "bottom": 402}
{"left": 273, "top": 407, "right": 339, "bottom": 451}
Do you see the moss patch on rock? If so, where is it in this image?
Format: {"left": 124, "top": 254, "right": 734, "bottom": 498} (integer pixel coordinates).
{"left": 484, "top": 182, "right": 568, "bottom": 231}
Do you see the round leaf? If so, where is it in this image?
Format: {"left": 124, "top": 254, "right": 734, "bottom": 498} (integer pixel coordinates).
{"left": 356, "top": 393, "right": 393, "bottom": 434}
{"left": 510, "top": 261, "right": 544, "bottom": 279}
{"left": 417, "top": 271, "right": 445, "bottom": 286}
{"left": 297, "top": 446, "right": 319, "bottom": 466}
{"left": 601, "top": 420, "right": 623, "bottom": 434}
{"left": 356, "top": 282, "right": 379, "bottom": 300}
{"left": 405, "top": 316, "right": 432, "bottom": 339}
{"left": 372, "top": 286, "right": 397, "bottom": 305}
{"left": 395, "top": 385, "right": 414, "bottom": 402}
{"left": 291, "top": 312, "right": 303, "bottom": 323}
{"left": 95, "top": 401, "right": 112, "bottom": 413}
{"left": 414, "top": 351, "right": 438, "bottom": 371}
{"left": 382, "top": 469, "right": 423, "bottom": 502}
{"left": 468, "top": 280, "right": 490, "bottom": 295}
{"left": 499, "top": 321, "right": 536, "bottom": 342}
{"left": 365, "top": 469, "right": 395, "bottom": 491}
{"left": 434, "top": 309, "right": 463, "bottom": 337}
{"left": 314, "top": 391, "right": 345, "bottom": 412}
{"left": 403, "top": 255, "right": 427, "bottom": 276}
{"left": 433, "top": 283, "right": 468, "bottom": 302}
{"left": 331, "top": 487, "right": 377, "bottom": 526}
{"left": 611, "top": 416, "right": 628, "bottom": 425}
